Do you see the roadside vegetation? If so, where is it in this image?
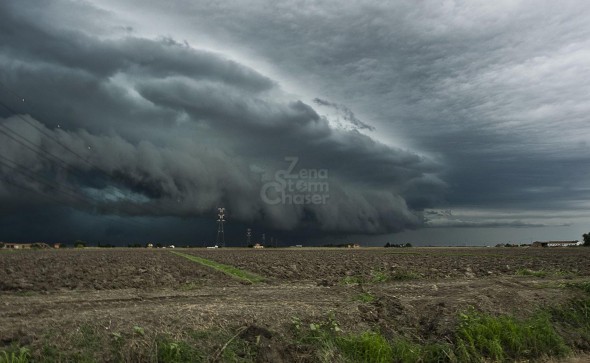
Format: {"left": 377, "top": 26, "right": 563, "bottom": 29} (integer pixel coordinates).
{"left": 4, "top": 287, "right": 589, "bottom": 363}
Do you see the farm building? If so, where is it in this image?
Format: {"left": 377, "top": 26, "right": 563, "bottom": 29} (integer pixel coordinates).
{"left": 1, "top": 243, "right": 32, "bottom": 249}
{"left": 253, "top": 243, "right": 264, "bottom": 249}
{"left": 532, "top": 240, "right": 582, "bottom": 247}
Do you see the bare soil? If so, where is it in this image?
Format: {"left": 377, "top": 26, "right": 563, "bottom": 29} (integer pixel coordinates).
{"left": 184, "top": 247, "right": 590, "bottom": 282}
{"left": 1, "top": 247, "right": 589, "bottom": 362}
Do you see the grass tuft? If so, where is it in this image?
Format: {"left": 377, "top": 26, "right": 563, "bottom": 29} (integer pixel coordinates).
{"left": 0, "top": 347, "right": 30, "bottom": 363}
{"left": 548, "top": 298, "right": 590, "bottom": 350}
{"left": 565, "top": 281, "right": 590, "bottom": 294}
{"left": 354, "top": 292, "right": 376, "bottom": 303}
{"left": 341, "top": 275, "right": 363, "bottom": 285}
{"left": 455, "top": 308, "right": 569, "bottom": 362}
{"left": 336, "top": 332, "right": 393, "bottom": 363}
{"left": 156, "top": 338, "right": 203, "bottom": 363}
{"left": 390, "top": 338, "right": 454, "bottom": 363}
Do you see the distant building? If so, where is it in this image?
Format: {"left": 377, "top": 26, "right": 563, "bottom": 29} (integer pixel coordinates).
{"left": 253, "top": 243, "right": 264, "bottom": 249}
{"left": 532, "top": 240, "right": 581, "bottom": 247}
{"left": 347, "top": 244, "right": 361, "bottom": 249}
{"left": 53, "top": 243, "right": 63, "bottom": 249}
{"left": 2, "top": 243, "right": 32, "bottom": 249}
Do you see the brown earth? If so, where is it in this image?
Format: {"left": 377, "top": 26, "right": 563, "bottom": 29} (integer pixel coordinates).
{"left": 0, "top": 247, "right": 589, "bottom": 362}
{"left": 0, "top": 249, "right": 237, "bottom": 292}
{"left": 183, "top": 247, "right": 590, "bottom": 282}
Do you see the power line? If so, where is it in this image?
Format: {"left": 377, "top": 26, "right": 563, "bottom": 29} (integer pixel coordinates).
{"left": 0, "top": 156, "right": 151, "bottom": 229}
{"left": 0, "top": 85, "right": 165, "bottom": 216}
{"left": 0, "top": 87, "right": 164, "bottom": 230}
{"left": 0, "top": 174, "right": 154, "bottom": 234}
{"left": 0, "top": 122, "right": 154, "bottom": 217}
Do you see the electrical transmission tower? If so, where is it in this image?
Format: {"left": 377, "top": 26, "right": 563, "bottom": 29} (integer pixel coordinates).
{"left": 216, "top": 207, "right": 226, "bottom": 247}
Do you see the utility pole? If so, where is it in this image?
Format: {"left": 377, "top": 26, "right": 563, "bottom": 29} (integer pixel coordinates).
{"left": 216, "top": 207, "right": 226, "bottom": 247}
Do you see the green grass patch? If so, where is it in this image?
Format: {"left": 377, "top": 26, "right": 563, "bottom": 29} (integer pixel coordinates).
{"left": 565, "top": 280, "right": 590, "bottom": 294}
{"left": 171, "top": 251, "right": 265, "bottom": 284}
{"left": 0, "top": 346, "right": 30, "bottom": 363}
{"left": 548, "top": 298, "right": 590, "bottom": 350}
{"left": 21, "top": 324, "right": 257, "bottom": 363}
{"left": 390, "top": 339, "right": 454, "bottom": 363}
{"left": 336, "top": 332, "right": 393, "bottom": 363}
{"left": 156, "top": 338, "right": 204, "bottom": 363}
{"left": 341, "top": 275, "right": 364, "bottom": 285}
{"left": 354, "top": 292, "right": 376, "bottom": 303}
{"left": 455, "top": 308, "right": 569, "bottom": 362}
{"left": 292, "top": 312, "right": 454, "bottom": 363}
{"left": 370, "top": 270, "right": 389, "bottom": 283}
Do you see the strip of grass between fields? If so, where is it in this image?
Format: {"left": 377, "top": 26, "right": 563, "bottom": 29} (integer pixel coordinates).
{"left": 170, "top": 251, "right": 265, "bottom": 284}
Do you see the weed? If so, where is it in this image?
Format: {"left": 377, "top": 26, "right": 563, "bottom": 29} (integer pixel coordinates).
{"left": 548, "top": 298, "right": 590, "bottom": 349}
{"left": 565, "top": 281, "right": 590, "bottom": 294}
{"left": 341, "top": 275, "right": 363, "bottom": 285}
{"left": 0, "top": 347, "right": 30, "bottom": 363}
{"left": 336, "top": 332, "right": 393, "bottom": 363}
{"left": 354, "top": 292, "right": 376, "bottom": 303}
{"left": 454, "top": 308, "right": 569, "bottom": 362}
{"left": 73, "top": 323, "right": 101, "bottom": 360}
{"left": 371, "top": 270, "right": 389, "bottom": 283}
{"left": 157, "top": 339, "right": 203, "bottom": 363}
{"left": 133, "top": 326, "right": 145, "bottom": 336}
{"left": 387, "top": 338, "right": 454, "bottom": 363}
{"left": 178, "top": 281, "right": 202, "bottom": 291}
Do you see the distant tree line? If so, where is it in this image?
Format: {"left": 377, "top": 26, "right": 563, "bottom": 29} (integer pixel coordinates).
{"left": 384, "top": 243, "right": 412, "bottom": 248}
{"left": 320, "top": 243, "right": 351, "bottom": 248}
{"left": 584, "top": 232, "right": 590, "bottom": 247}
{"left": 495, "top": 243, "right": 525, "bottom": 248}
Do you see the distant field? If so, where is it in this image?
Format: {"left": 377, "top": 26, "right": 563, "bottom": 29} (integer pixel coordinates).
{"left": 184, "top": 247, "right": 590, "bottom": 282}
{"left": 1, "top": 247, "right": 590, "bottom": 362}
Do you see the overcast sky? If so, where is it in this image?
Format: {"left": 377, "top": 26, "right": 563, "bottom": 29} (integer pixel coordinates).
{"left": 1, "top": 0, "right": 589, "bottom": 245}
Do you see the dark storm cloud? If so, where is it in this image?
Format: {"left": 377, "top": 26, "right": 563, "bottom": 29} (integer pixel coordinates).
{"left": 0, "top": 0, "right": 443, "bottom": 238}
{"left": 137, "top": 0, "right": 590, "bottom": 229}
{"left": 4, "top": 0, "right": 589, "bottom": 243}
